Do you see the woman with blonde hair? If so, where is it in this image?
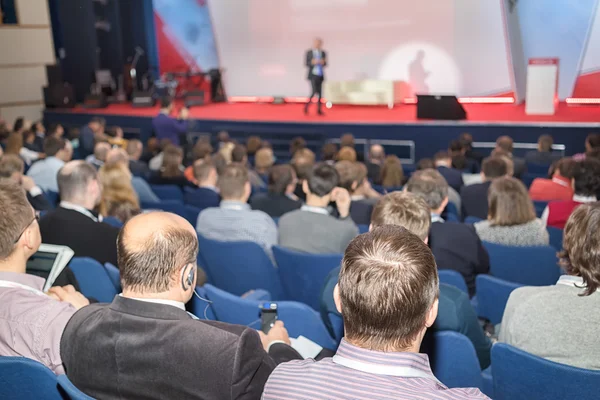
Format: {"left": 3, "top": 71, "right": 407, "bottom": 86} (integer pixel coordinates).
{"left": 474, "top": 176, "right": 548, "bottom": 246}
{"left": 98, "top": 163, "right": 141, "bottom": 223}
{"left": 380, "top": 155, "right": 405, "bottom": 189}
{"left": 150, "top": 145, "right": 194, "bottom": 188}
{"left": 5, "top": 131, "right": 42, "bottom": 166}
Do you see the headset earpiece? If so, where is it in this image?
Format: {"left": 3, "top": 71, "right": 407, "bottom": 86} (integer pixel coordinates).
{"left": 181, "top": 264, "right": 195, "bottom": 291}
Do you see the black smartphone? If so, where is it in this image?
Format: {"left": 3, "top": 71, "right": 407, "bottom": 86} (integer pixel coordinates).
{"left": 259, "top": 302, "right": 278, "bottom": 334}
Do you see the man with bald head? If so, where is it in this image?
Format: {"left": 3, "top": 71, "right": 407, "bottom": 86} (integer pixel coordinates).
{"left": 85, "top": 141, "right": 111, "bottom": 169}
{"left": 366, "top": 144, "right": 386, "bottom": 183}
{"left": 61, "top": 212, "right": 295, "bottom": 400}
{"left": 39, "top": 160, "right": 120, "bottom": 265}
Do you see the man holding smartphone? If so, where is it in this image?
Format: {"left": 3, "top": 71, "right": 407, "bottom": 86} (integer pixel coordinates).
{"left": 304, "top": 37, "right": 327, "bottom": 115}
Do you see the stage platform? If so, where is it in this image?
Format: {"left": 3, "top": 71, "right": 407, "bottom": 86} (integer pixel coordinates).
{"left": 44, "top": 102, "right": 599, "bottom": 161}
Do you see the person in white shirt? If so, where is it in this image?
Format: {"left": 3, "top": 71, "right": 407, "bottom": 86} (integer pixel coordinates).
{"left": 27, "top": 136, "right": 73, "bottom": 192}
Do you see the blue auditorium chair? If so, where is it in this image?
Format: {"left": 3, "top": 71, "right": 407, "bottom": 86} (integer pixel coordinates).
{"left": 102, "top": 216, "right": 123, "bottom": 228}
{"left": 526, "top": 162, "right": 551, "bottom": 176}
{"left": 184, "top": 205, "right": 201, "bottom": 227}
{"left": 149, "top": 184, "right": 184, "bottom": 202}
{"left": 183, "top": 187, "right": 219, "bottom": 211}
{"left": 57, "top": 374, "right": 95, "bottom": 400}
{"left": 187, "top": 285, "right": 217, "bottom": 321}
{"left": 438, "top": 269, "right": 469, "bottom": 294}
{"left": 445, "top": 202, "right": 460, "bottom": 222}
{"left": 44, "top": 190, "right": 59, "bottom": 208}
{"left": 371, "top": 184, "right": 386, "bottom": 194}
{"left": 141, "top": 200, "right": 188, "bottom": 220}
{"left": 357, "top": 224, "right": 369, "bottom": 234}
{"left": 492, "top": 343, "right": 600, "bottom": 400}
{"left": 328, "top": 312, "right": 344, "bottom": 344}
{"left": 482, "top": 241, "right": 560, "bottom": 286}
{"left": 273, "top": 246, "right": 342, "bottom": 310}
{"left": 476, "top": 274, "right": 523, "bottom": 325}
{"left": 522, "top": 173, "right": 543, "bottom": 189}
{"left": 547, "top": 226, "right": 564, "bottom": 251}
{"left": 203, "top": 284, "right": 337, "bottom": 350}
{"left": 533, "top": 200, "right": 548, "bottom": 217}
{"left": 464, "top": 216, "right": 483, "bottom": 224}
{"left": 69, "top": 257, "right": 118, "bottom": 303}
{"left": 197, "top": 235, "right": 285, "bottom": 299}
{"left": 403, "top": 163, "right": 416, "bottom": 176}
{"left": 0, "top": 357, "right": 62, "bottom": 399}
{"left": 103, "top": 262, "right": 121, "bottom": 292}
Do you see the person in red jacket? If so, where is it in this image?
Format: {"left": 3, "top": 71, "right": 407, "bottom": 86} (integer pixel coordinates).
{"left": 529, "top": 158, "right": 577, "bottom": 202}
{"left": 543, "top": 159, "right": 600, "bottom": 229}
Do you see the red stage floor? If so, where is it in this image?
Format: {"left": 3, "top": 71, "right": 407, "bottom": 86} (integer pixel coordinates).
{"left": 64, "top": 102, "right": 600, "bottom": 125}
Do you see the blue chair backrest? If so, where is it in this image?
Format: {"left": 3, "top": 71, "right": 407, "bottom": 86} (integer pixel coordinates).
{"left": 57, "top": 374, "right": 95, "bottom": 399}
{"left": 149, "top": 184, "right": 183, "bottom": 202}
{"left": 422, "top": 331, "right": 483, "bottom": 390}
{"left": 438, "top": 269, "right": 468, "bottom": 294}
{"left": 187, "top": 285, "right": 217, "bottom": 321}
{"left": 371, "top": 184, "right": 385, "bottom": 194}
{"left": 357, "top": 224, "right": 369, "bottom": 234}
{"left": 464, "top": 216, "right": 483, "bottom": 224}
{"left": 102, "top": 216, "right": 123, "bottom": 228}
{"left": 492, "top": 343, "right": 600, "bottom": 400}
{"left": 533, "top": 200, "right": 548, "bottom": 217}
{"left": 522, "top": 173, "right": 542, "bottom": 189}
{"left": 272, "top": 217, "right": 279, "bottom": 226}
{"left": 44, "top": 190, "right": 59, "bottom": 208}
{"left": 482, "top": 241, "right": 560, "bottom": 286}
{"left": 103, "top": 263, "right": 121, "bottom": 292}
{"left": 141, "top": 200, "right": 187, "bottom": 220}
{"left": 183, "top": 187, "right": 219, "bottom": 211}
{"left": 445, "top": 202, "right": 459, "bottom": 220}
{"left": 547, "top": 226, "right": 563, "bottom": 251}
{"left": 273, "top": 246, "right": 342, "bottom": 310}
{"left": 69, "top": 257, "right": 118, "bottom": 303}
{"left": 403, "top": 163, "right": 416, "bottom": 176}
{"left": 184, "top": 205, "right": 201, "bottom": 227}
{"left": 476, "top": 274, "right": 523, "bottom": 325}
{"left": 0, "top": 357, "right": 62, "bottom": 399}
{"left": 204, "top": 284, "right": 336, "bottom": 350}
{"left": 526, "top": 163, "right": 551, "bottom": 176}
{"left": 197, "top": 235, "right": 285, "bottom": 299}
{"left": 328, "top": 312, "right": 344, "bottom": 344}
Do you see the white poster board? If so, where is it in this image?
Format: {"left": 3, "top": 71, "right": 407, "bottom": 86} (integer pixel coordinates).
{"left": 525, "top": 58, "right": 559, "bottom": 115}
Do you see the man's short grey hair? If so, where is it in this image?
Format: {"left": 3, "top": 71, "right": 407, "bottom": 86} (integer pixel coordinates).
{"left": 57, "top": 161, "right": 97, "bottom": 201}
{"left": 405, "top": 169, "right": 449, "bottom": 210}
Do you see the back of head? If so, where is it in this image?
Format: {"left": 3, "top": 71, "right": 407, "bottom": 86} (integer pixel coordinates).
{"left": 246, "top": 136, "right": 262, "bottom": 155}
{"left": 405, "top": 169, "right": 448, "bottom": 210}
{"left": 335, "top": 161, "right": 360, "bottom": 192}
{"left": 380, "top": 155, "right": 404, "bottom": 188}
{"left": 0, "top": 154, "right": 24, "bottom": 180}
{"left": 538, "top": 134, "right": 553, "bottom": 152}
{"left": 58, "top": 161, "right": 98, "bottom": 201}
{"left": 161, "top": 146, "right": 184, "bottom": 178}
{"left": 212, "top": 153, "right": 228, "bottom": 175}
{"left": 192, "top": 140, "right": 213, "bottom": 161}
{"left": 98, "top": 163, "right": 138, "bottom": 207}
{"left": 307, "top": 162, "right": 339, "bottom": 197}
{"left": 118, "top": 212, "right": 198, "bottom": 294}
{"left": 337, "top": 146, "right": 357, "bottom": 162}
{"left": 218, "top": 163, "right": 249, "bottom": 199}
{"left": 496, "top": 136, "right": 514, "bottom": 153}
{"left": 292, "top": 148, "right": 316, "bottom": 180}
{"left": 218, "top": 142, "right": 235, "bottom": 164}
{"left": 371, "top": 192, "right": 431, "bottom": 240}
{"left": 340, "top": 133, "right": 355, "bottom": 148}
{"left": 555, "top": 158, "right": 577, "bottom": 179}
{"left": 573, "top": 159, "right": 600, "bottom": 197}
{"left": 586, "top": 133, "right": 600, "bottom": 150}
{"left": 559, "top": 202, "right": 600, "bottom": 296}
{"left": 193, "top": 160, "right": 215, "bottom": 184}
{"left": 290, "top": 137, "right": 306, "bottom": 156}
{"left": 105, "top": 148, "right": 129, "bottom": 167}
{"left": 13, "top": 117, "right": 25, "bottom": 133}
{"left": 94, "top": 142, "right": 111, "bottom": 161}
{"left": 459, "top": 133, "right": 473, "bottom": 149}
{"left": 339, "top": 225, "right": 438, "bottom": 351}
{"left": 269, "top": 164, "right": 295, "bottom": 195}
{"left": 433, "top": 151, "right": 451, "bottom": 166}
{"left": 488, "top": 177, "right": 535, "bottom": 226}
{"left": 255, "top": 148, "right": 274, "bottom": 171}
{"left": 482, "top": 157, "right": 508, "bottom": 179}
{"left": 159, "top": 97, "right": 172, "bottom": 109}
{"left": 448, "top": 140, "right": 464, "bottom": 155}
{"left": 43, "top": 136, "right": 66, "bottom": 157}
{"left": 231, "top": 144, "right": 247, "bottom": 163}
{"left": 5, "top": 132, "right": 23, "bottom": 155}
{"left": 0, "top": 180, "right": 35, "bottom": 260}
{"left": 321, "top": 143, "right": 338, "bottom": 161}
{"left": 416, "top": 158, "right": 434, "bottom": 170}
{"left": 491, "top": 150, "right": 514, "bottom": 176}
{"left": 126, "top": 139, "right": 143, "bottom": 158}
{"left": 369, "top": 144, "right": 385, "bottom": 162}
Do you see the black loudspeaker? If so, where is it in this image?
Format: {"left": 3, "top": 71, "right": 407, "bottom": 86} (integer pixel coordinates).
{"left": 83, "top": 93, "right": 108, "bottom": 109}
{"left": 184, "top": 91, "right": 205, "bottom": 108}
{"left": 46, "top": 65, "right": 63, "bottom": 86}
{"left": 416, "top": 95, "right": 466, "bottom": 120}
{"left": 132, "top": 91, "right": 156, "bottom": 108}
{"left": 43, "top": 84, "right": 76, "bottom": 108}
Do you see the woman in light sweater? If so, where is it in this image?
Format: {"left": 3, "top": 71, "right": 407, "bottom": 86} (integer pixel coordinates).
{"left": 474, "top": 177, "right": 549, "bottom": 247}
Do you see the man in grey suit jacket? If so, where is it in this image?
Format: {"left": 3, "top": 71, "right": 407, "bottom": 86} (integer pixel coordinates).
{"left": 60, "top": 211, "right": 296, "bottom": 400}
{"left": 304, "top": 37, "right": 327, "bottom": 115}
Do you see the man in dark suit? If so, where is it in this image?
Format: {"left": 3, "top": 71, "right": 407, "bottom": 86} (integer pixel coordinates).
{"left": 304, "top": 38, "right": 327, "bottom": 115}
{"left": 525, "top": 134, "right": 561, "bottom": 166}
{"left": 184, "top": 159, "right": 221, "bottom": 212}
{"left": 250, "top": 164, "right": 302, "bottom": 218}
{"left": 461, "top": 156, "right": 508, "bottom": 220}
{"left": 126, "top": 139, "right": 151, "bottom": 179}
{"left": 406, "top": 169, "right": 489, "bottom": 296}
{"left": 434, "top": 151, "right": 464, "bottom": 193}
{"left": 60, "top": 211, "right": 298, "bottom": 400}
{"left": 366, "top": 144, "right": 385, "bottom": 184}
{"left": 38, "top": 161, "right": 119, "bottom": 266}
{"left": 496, "top": 135, "right": 526, "bottom": 179}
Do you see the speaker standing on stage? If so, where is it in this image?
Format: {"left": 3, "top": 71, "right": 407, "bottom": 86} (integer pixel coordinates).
{"left": 304, "top": 38, "right": 327, "bottom": 115}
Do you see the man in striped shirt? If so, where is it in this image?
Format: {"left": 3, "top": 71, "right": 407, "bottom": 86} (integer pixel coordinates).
{"left": 262, "top": 225, "right": 489, "bottom": 400}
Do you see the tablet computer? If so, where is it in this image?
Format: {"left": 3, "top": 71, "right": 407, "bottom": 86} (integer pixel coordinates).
{"left": 26, "top": 244, "right": 75, "bottom": 292}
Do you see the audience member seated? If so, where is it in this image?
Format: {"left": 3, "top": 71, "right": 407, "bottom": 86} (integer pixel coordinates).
{"left": 250, "top": 164, "right": 302, "bottom": 218}
{"left": 460, "top": 133, "right": 484, "bottom": 166}
{"left": 0, "top": 181, "right": 89, "bottom": 374}
{"left": 126, "top": 139, "right": 150, "bottom": 179}
{"left": 474, "top": 177, "right": 549, "bottom": 246}
{"left": 149, "top": 145, "right": 194, "bottom": 188}
{"left": 0, "top": 155, "right": 51, "bottom": 211}
{"left": 434, "top": 151, "right": 464, "bottom": 192}
{"left": 406, "top": 170, "right": 489, "bottom": 296}
{"left": 500, "top": 203, "right": 600, "bottom": 370}
{"left": 140, "top": 137, "right": 160, "bottom": 164}
{"left": 461, "top": 156, "right": 508, "bottom": 220}
{"left": 254, "top": 147, "right": 274, "bottom": 182}
{"left": 495, "top": 135, "right": 526, "bottom": 178}
{"left": 79, "top": 117, "right": 106, "bottom": 159}
{"left": 197, "top": 163, "right": 277, "bottom": 256}
{"left": 529, "top": 158, "right": 576, "bottom": 202}
{"left": 39, "top": 161, "right": 120, "bottom": 265}
{"left": 321, "top": 142, "right": 338, "bottom": 165}
{"left": 340, "top": 133, "right": 365, "bottom": 162}
{"left": 152, "top": 97, "right": 189, "bottom": 147}
{"left": 335, "top": 161, "right": 379, "bottom": 225}
{"left": 105, "top": 148, "right": 160, "bottom": 204}
{"left": 184, "top": 139, "right": 213, "bottom": 184}
{"left": 216, "top": 130, "right": 231, "bottom": 150}
{"left": 231, "top": 144, "right": 266, "bottom": 190}
{"left": 185, "top": 160, "right": 220, "bottom": 210}
{"left": 320, "top": 191, "right": 492, "bottom": 369}
{"left": 366, "top": 143, "right": 385, "bottom": 184}
{"left": 573, "top": 133, "right": 600, "bottom": 161}
{"left": 292, "top": 148, "right": 316, "bottom": 201}
{"left": 61, "top": 211, "right": 298, "bottom": 399}
{"left": 264, "top": 225, "right": 489, "bottom": 399}
{"left": 336, "top": 146, "right": 357, "bottom": 162}
{"left": 543, "top": 159, "right": 600, "bottom": 229}
{"left": 85, "top": 141, "right": 111, "bottom": 170}
{"left": 417, "top": 158, "right": 435, "bottom": 170}
{"left": 246, "top": 135, "right": 262, "bottom": 164}
{"left": 450, "top": 139, "right": 478, "bottom": 173}
{"left": 380, "top": 154, "right": 405, "bottom": 189}
{"left": 26, "top": 136, "right": 73, "bottom": 192}
{"left": 279, "top": 163, "right": 358, "bottom": 254}
{"left": 12, "top": 117, "right": 30, "bottom": 135}
{"left": 289, "top": 136, "right": 307, "bottom": 158}
{"left": 491, "top": 149, "right": 515, "bottom": 177}
{"left": 525, "top": 134, "right": 560, "bottom": 165}
{"left": 5, "top": 131, "right": 42, "bottom": 166}
{"left": 98, "top": 162, "right": 141, "bottom": 223}
{"left": 149, "top": 139, "right": 174, "bottom": 171}
{"left": 29, "top": 121, "right": 46, "bottom": 152}
{"left": 47, "top": 123, "right": 65, "bottom": 139}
